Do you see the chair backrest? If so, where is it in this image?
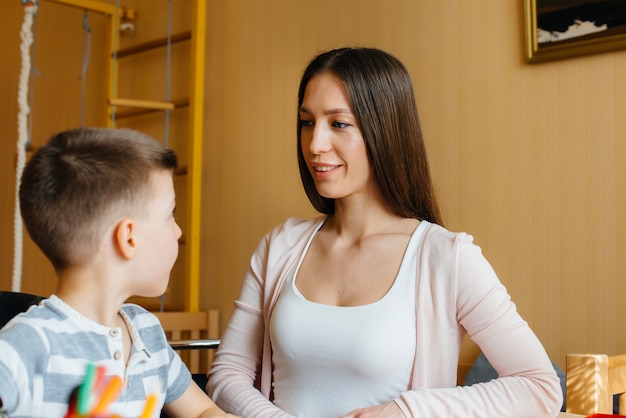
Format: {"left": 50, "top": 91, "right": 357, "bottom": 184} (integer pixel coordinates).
{"left": 0, "top": 291, "right": 46, "bottom": 329}
{"left": 152, "top": 310, "right": 219, "bottom": 374}
{"left": 566, "top": 353, "right": 626, "bottom": 415}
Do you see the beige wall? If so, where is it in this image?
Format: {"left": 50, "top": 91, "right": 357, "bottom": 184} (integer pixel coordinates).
{"left": 1, "top": 1, "right": 625, "bottom": 371}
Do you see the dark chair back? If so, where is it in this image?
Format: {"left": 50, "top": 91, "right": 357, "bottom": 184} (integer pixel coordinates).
{"left": 0, "top": 291, "right": 46, "bottom": 328}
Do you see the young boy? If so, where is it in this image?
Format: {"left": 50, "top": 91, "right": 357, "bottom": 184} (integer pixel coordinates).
{"left": 0, "top": 127, "right": 237, "bottom": 418}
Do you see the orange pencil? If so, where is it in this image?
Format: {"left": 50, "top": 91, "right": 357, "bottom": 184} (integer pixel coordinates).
{"left": 139, "top": 393, "right": 158, "bottom": 418}
{"left": 91, "top": 375, "right": 123, "bottom": 415}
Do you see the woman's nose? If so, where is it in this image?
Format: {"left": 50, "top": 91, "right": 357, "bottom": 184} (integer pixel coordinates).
{"left": 308, "top": 125, "right": 332, "bottom": 154}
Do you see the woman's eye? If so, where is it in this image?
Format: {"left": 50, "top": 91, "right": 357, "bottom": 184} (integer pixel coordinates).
{"left": 299, "top": 119, "right": 313, "bottom": 128}
{"left": 332, "top": 121, "right": 350, "bottom": 129}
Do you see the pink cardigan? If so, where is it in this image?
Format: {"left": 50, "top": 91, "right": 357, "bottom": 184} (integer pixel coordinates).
{"left": 208, "top": 217, "right": 563, "bottom": 417}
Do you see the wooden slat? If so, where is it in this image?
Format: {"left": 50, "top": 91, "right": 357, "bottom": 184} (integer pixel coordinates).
{"left": 43, "top": 0, "right": 132, "bottom": 17}
{"left": 175, "top": 166, "right": 188, "bottom": 176}
{"left": 115, "top": 31, "right": 191, "bottom": 58}
{"left": 152, "top": 310, "right": 219, "bottom": 373}
{"left": 190, "top": 329, "right": 200, "bottom": 372}
{"left": 207, "top": 310, "right": 220, "bottom": 365}
{"left": 109, "top": 98, "right": 175, "bottom": 110}
{"left": 113, "top": 97, "right": 189, "bottom": 120}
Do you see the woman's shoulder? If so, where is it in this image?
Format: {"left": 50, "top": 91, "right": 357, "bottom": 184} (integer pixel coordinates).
{"left": 274, "top": 216, "right": 325, "bottom": 231}
{"left": 266, "top": 216, "right": 326, "bottom": 243}
{"left": 418, "top": 221, "right": 497, "bottom": 288}
{"left": 418, "top": 221, "right": 479, "bottom": 261}
{"left": 420, "top": 221, "right": 473, "bottom": 244}
{"left": 248, "top": 216, "right": 326, "bottom": 270}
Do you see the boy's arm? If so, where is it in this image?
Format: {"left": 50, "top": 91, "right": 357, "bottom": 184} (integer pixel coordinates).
{"left": 162, "top": 379, "right": 239, "bottom": 418}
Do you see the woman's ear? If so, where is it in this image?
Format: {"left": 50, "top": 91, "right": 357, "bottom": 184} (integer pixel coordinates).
{"left": 115, "top": 218, "right": 136, "bottom": 259}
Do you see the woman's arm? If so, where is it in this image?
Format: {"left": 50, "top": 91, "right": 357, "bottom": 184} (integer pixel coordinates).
{"left": 207, "top": 233, "right": 296, "bottom": 418}
{"left": 396, "top": 234, "right": 563, "bottom": 417}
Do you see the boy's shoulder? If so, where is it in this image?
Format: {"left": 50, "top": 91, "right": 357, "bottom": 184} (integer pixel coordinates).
{"left": 0, "top": 296, "right": 64, "bottom": 335}
{"left": 0, "top": 298, "right": 63, "bottom": 370}
{"left": 120, "top": 302, "right": 150, "bottom": 318}
{"left": 119, "top": 303, "right": 163, "bottom": 332}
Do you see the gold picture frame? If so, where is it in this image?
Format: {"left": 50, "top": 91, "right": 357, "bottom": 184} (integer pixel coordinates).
{"left": 524, "top": 0, "right": 626, "bottom": 63}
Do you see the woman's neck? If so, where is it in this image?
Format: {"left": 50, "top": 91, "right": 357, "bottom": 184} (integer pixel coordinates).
{"left": 327, "top": 199, "right": 407, "bottom": 239}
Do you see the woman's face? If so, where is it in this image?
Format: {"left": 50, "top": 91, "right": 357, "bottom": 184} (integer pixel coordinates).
{"left": 299, "top": 72, "right": 373, "bottom": 202}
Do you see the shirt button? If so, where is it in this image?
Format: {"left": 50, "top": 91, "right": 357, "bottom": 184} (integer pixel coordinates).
{"left": 110, "top": 329, "right": 119, "bottom": 337}
{"left": 114, "top": 351, "right": 122, "bottom": 361}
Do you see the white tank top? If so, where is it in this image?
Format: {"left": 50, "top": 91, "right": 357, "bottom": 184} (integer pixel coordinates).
{"left": 269, "top": 222, "right": 424, "bottom": 417}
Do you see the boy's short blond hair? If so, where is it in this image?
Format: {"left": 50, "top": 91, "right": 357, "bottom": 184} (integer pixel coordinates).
{"left": 19, "top": 127, "right": 178, "bottom": 271}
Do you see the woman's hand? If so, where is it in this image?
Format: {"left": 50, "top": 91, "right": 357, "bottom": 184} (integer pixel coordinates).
{"left": 340, "top": 401, "right": 404, "bottom": 418}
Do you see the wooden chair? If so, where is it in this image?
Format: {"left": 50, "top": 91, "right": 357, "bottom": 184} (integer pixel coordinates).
{"left": 566, "top": 353, "right": 626, "bottom": 415}
{"left": 152, "top": 310, "right": 220, "bottom": 374}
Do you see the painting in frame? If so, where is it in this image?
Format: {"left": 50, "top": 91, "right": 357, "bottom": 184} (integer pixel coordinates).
{"left": 524, "top": 0, "right": 626, "bottom": 63}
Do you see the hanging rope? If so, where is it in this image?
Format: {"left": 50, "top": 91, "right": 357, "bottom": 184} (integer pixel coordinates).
{"left": 14, "top": 0, "right": 39, "bottom": 292}
{"left": 28, "top": 11, "right": 40, "bottom": 149}
{"left": 80, "top": 11, "right": 92, "bottom": 127}
{"left": 110, "top": 0, "right": 121, "bottom": 126}
{"left": 163, "top": 0, "right": 173, "bottom": 147}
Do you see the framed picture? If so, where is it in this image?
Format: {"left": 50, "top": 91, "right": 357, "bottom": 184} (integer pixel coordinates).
{"left": 524, "top": 0, "right": 626, "bottom": 63}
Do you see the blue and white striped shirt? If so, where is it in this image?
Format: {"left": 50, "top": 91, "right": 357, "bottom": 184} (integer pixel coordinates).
{"left": 0, "top": 296, "right": 190, "bottom": 418}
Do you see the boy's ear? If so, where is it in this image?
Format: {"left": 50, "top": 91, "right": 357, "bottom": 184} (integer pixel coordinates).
{"left": 115, "top": 218, "right": 136, "bottom": 259}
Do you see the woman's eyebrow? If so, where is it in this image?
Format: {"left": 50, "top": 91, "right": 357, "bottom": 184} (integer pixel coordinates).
{"left": 299, "top": 106, "right": 352, "bottom": 115}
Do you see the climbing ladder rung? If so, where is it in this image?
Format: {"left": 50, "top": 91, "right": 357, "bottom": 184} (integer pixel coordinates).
{"left": 109, "top": 98, "right": 175, "bottom": 110}
{"left": 44, "top": 0, "right": 133, "bottom": 17}
{"left": 113, "top": 97, "right": 189, "bottom": 119}
{"left": 115, "top": 31, "right": 192, "bottom": 58}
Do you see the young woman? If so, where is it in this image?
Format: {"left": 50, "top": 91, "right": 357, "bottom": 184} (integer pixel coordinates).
{"left": 208, "top": 47, "right": 562, "bottom": 418}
